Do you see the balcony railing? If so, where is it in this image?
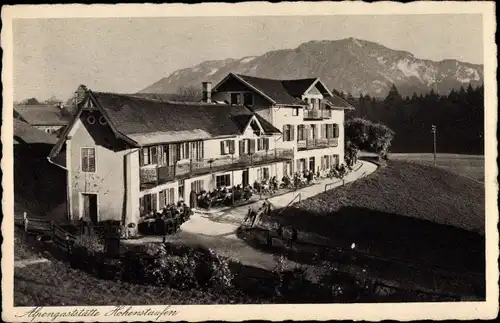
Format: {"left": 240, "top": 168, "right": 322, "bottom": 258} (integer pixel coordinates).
{"left": 140, "top": 148, "right": 294, "bottom": 187}
{"left": 297, "top": 138, "right": 339, "bottom": 151}
{"left": 303, "top": 109, "right": 331, "bottom": 120}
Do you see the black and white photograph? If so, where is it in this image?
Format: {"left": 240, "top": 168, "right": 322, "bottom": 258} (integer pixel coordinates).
{"left": 1, "top": 2, "right": 498, "bottom": 321}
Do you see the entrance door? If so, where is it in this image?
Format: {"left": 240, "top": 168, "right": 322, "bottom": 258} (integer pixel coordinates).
{"left": 82, "top": 193, "right": 98, "bottom": 224}
{"left": 309, "top": 157, "right": 316, "bottom": 172}
{"left": 242, "top": 169, "right": 249, "bottom": 187}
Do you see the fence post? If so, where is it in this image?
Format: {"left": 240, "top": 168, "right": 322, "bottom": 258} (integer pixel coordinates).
{"left": 23, "top": 212, "right": 28, "bottom": 235}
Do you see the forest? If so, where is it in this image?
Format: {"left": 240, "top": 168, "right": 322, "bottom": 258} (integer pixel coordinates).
{"left": 337, "top": 84, "right": 484, "bottom": 155}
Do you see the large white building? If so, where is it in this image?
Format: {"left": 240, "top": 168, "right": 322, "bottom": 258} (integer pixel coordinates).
{"left": 48, "top": 74, "right": 354, "bottom": 236}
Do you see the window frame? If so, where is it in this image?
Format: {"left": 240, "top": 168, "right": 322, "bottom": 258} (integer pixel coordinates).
{"left": 243, "top": 92, "right": 254, "bottom": 106}
{"left": 81, "top": 147, "right": 96, "bottom": 173}
{"left": 230, "top": 93, "right": 242, "bottom": 105}
{"left": 292, "top": 107, "right": 299, "bottom": 116}
{"left": 215, "top": 174, "right": 231, "bottom": 188}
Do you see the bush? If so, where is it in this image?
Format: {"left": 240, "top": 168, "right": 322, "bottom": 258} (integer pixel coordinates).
{"left": 208, "top": 249, "right": 234, "bottom": 290}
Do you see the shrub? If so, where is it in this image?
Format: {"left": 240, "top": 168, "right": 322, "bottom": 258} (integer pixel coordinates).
{"left": 75, "top": 234, "right": 104, "bottom": 255}
{"left": 207, "top": 248, "right": 234, "bottom": 290}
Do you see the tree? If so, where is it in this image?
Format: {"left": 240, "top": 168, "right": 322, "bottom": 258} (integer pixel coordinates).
{"left": 384, "top": 84, "right": 403, "bottom": 106}
{"left": 169, "top": 86, "right": 202, "bottom": 102}
{"left": 344, "top": 118, "right": 395, "bottom": 159}
{"left": 20, "top": 98, "right": 40, "bottom": 105}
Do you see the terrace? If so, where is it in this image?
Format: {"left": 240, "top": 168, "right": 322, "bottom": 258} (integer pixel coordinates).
{"left": 140, "top": 148, "right": 294, "bottom": 189}
{"left": 303, "top": 109, "right": 331, "bottom": 120}
{"left": 297, "top": 138, "right": 338, "bottom": 151}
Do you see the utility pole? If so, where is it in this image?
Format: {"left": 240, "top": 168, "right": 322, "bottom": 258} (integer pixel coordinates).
{"left": 431, "top": 125, "right": 437, "bottom": 166}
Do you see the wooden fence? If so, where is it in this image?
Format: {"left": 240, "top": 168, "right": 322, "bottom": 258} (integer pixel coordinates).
{"left": 18, "top": 212, "right": 77, "bottom": 250}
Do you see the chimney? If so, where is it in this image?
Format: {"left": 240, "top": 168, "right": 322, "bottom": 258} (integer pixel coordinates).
{"left": 202, "top": 82, "right": 212, "bottom": 103}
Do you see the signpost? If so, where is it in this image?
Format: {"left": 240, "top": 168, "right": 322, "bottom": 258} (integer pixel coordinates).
{"left": 431, "top": 125, "right": 437, "bottom": 166}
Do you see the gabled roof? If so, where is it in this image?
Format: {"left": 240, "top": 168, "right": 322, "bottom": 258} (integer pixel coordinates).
{"left": 14, "top": 119, "right": 58, "bottom": 145}
{"left": 323, "top": 96, "right": 356, "bottom": 110}
{"left": 212, "top": 73, "right": 352, "bottom": 110}
{"left": 14, "top": 104, "right": 71, "bottom": 126}
{"left": 49, "top": 87, "right": 282, "bottom": 160}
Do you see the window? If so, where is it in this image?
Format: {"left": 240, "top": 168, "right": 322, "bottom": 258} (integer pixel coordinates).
{"left": 178, "top": 180, "right": 185, "bottom": 201}
{"left": 220, "top": 140, "right": 235, "bottom": 155}
{"left": 332, "top": 154, "right": 340, "bottom": 166}
{"left": 140, "top": 193, "right": 157, "bottom": 215}
{"left": 325, "top": 124, "right": 340, "bottom": 139}
{"left": 283, "top": 124, "right": 294, "bottom": 142}
{"left": 283, "top": 161, "right": 293, "bottom": 177}
{"left": 310, "top": 124, "right": 317, "bottom": 140}
{"left": 297, "top": 125, "right": 306, "bottom": 141}
{"left": 257, "top": 137, "right": 269, "bottom": 151}
{"left": 99, "top": 116, "right": 107, "bottom": 125}
{"left": 216, "top": 174, "right": 231, "bottom": 188}
{"left": 257, "top": 168, "right": 269, "bottom": 180}
{"left": 243, "top": 93, "right": 254, "bottom": 106}
{"left": 292, "top": 107, "right": 299, "bottom": 116}
{"left": 296, "top": 158, "right": 306, "bottom": 173}
{"left": 191, "top": 180, "right": 204, "bottom": 194}
{"left": 140, "top": 146, "right": 158, "bottom": 166}
{"left": 238, "top": 139, "right": 255, "bottom": 155}
{"left": 81, "top": 148, "right": 96, "bottom": 172}
{"left": 87, "top": 115, "right": 96, "bottom": 125}
{"left": 311, "top": 98, "right": 317, "bottom": 109}
{"left": 321, "top": 155, "right": 331, "bottom": 170}
{"left": 158, "top": 188, "right": 175, "bottom": 209}
{"left": 230, "top": 93, "right": 241, "bottom": 105}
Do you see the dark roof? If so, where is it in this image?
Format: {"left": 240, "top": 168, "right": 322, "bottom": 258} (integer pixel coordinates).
{"left": 235, "top": 74, "right": 308, "bottom": 106}
{"left": 281, "top": 78, "right": 318, "bottom": 97}
{"left": 13, "top": 119, "right": 58, "bottom": 145}
{"left": 323, "top": 95, "right": 355, "bottom": 110}
{"left": 14, "top": 105, "right": 71, "bottom": 126}
{"left": 230, "top": 74, "right": 353, "bottom": 110}
{"left": 90, "top": 91, "right": 281, "bottom": 141}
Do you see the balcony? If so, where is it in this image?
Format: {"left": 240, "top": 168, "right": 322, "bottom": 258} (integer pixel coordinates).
{"left": 303, "top": 109, "right": 331, "bottom": 120}
{"left": 297, "top": 138, "right": 339, "bottom": 151}
{"left": 140, "top": 148, "right": 294, "bottom": 188}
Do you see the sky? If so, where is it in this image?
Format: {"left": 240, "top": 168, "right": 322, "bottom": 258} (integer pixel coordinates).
{"left": 13, "top": 14, "right": 483, "bottom": 102}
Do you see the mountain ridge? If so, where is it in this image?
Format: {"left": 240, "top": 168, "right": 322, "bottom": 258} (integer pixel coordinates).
{"left": 139, "top": 38, "right": 483, "bottom": 98}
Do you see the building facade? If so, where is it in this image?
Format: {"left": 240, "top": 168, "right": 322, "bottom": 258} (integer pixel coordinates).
{"left": 48, "top": 75, "right": 353, "bottom": 236}
{"left": 211, "top": 73, "right": 353, "bottom": 179}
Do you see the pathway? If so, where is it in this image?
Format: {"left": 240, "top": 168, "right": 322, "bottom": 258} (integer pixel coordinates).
{"left": 181, "top": 160, "right": 378, "bottom": 238}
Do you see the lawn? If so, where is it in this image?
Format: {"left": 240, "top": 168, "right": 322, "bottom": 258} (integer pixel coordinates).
{"left": 390, "top": 153, "right": 485, "bottom": 182}
{"left": 272, "top": 160, "right": 485, "bottom": 281}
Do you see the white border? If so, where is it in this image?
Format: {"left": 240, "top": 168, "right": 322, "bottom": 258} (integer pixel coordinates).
{"left": 2, "top": 2, "right": 498, "bottom": 322}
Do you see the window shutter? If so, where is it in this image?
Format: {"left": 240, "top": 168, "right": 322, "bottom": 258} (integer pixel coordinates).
{"left": 152, "top": 193, "right": 157, "bottom": 212}
{"left": 139, "top": 149, "right": 144, "bottom": 167}
{"left": 89, "top": 149, "right": 96, "bottom": 172}
{"left": 257, "top": 139, "right": 262, "bottom": 151}
{"left": 264, "top": 138, "right": 269, "bottom": 150}
{"left": 290, "top": 125, "right": 295, "bottom": 141}
{"left": 282, "top": 125, "right": 287, "bottom": 141}
{"left": 249, "top": 139, "right": 256, "bottom": 154}
{"left": 334, "top": 124, "right": 339, "bottom": 138}
{"left": 159, "top": 190, "right": 165, "bottom": 209}
{"left": 220, "top": 141, "right": 225, "bottom": 155}
{"left": 229, "top": 140, "right": 235, "bottom": 154}
{"left": 239, "top": 140, "right": 244, "bottom": 155}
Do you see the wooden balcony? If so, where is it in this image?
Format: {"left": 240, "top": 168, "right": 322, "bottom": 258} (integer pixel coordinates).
{"left": 303, "top": 109, "right": 331, "bottom": 120}
{"left": 140, "top": 148, "right": 294, "bottom": 188}
{"left": 297, "top": 138, "right": 339, "bottom": 151}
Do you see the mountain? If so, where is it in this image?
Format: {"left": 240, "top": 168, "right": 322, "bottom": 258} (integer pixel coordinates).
{"left": 139, "top": 38, "right": 483, "bottom": 98}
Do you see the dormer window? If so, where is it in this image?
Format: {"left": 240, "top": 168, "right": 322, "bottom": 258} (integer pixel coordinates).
{"left": 230, "top": 93, "right": 241, "bottom": 105}
{"left": 243, "top": 93, "right": 253, "bottom": 106}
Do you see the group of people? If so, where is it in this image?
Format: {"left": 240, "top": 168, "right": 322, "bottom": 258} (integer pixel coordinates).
{"left": 244, "top": 198, "right": 273, "bottom": 227}
{"left": 144, "top": 201, "right": 193, "bottom": 223}
{"left": 196, "top": 185, "right": 254, "bottom": 209}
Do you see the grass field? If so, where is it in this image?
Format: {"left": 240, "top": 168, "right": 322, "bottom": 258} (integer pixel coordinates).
{"left": 274, "top": 160, "right": 485, "bottom": 278}
{"left": 390, "top": 153, "right": 485, "bottom": 182}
